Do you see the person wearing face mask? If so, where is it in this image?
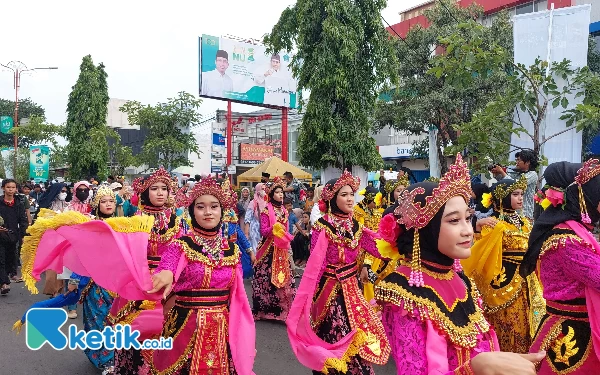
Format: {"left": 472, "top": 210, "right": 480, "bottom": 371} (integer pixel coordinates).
{"left": 462, "top": 175, "right": 545, "bottom": 354}
{"left": 108, "top": 167, "right": 187, "bottom": 375}
{"left": 373, "top": 154, "right": 546, "bottom": 375}
{"left": 520, "top": 160, "right": 600, "bottom": 374}
{"left": 287, "top": 170, "right": 390, "bottom": 375}
{"left": 65, "top": 181, "right": 92, "bottom": 214}
{"left": 148, "top": 176, "right": 256, "bottom": 375}
{"left": 14, "top": 186, "right": 120, "bottom": 374}
{"left": 251, "top": 177, "right": 296, "bottom": 322}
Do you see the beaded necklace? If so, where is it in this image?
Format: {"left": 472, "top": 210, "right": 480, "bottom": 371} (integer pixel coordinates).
{"left": 191, "top": 229, "right": 229, "bottom": 263}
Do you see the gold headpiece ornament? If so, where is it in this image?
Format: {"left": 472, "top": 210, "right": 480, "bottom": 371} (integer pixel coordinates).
{"left": 394, "top": 154, "right": 473, "bottom": 287}
{"left": 573, "top": 158, "right": 600, "bottom": 223}
{"left": 384, "top": 175, "right": 409, "bottom": 195}
{"left": 267, "top": 176, "right": 287, "bottom": 193}
{"left": 91, "top": 186, "right": 116, "bottom": 209}
{"left": 176, "top": 175, "right": 237, "bottom": 210}
{"left": 321, "top": 169, "right": 361, "bottom": 202}
{"left": 132, "top": 167, "right": 173, "bottom": 195}
{"left": 482, "top": 174, "right": 528, "bottom": 212}
{"left": 221, "top": 176, "right": 239, "bottom": 223}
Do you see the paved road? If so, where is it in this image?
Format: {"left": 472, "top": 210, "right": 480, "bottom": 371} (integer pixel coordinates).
{"left": 0, "top": 276, "right": 397, "bottom": 375}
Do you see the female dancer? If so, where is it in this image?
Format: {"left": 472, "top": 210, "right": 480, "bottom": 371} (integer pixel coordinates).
{"left": 521, "top": 160, "right": 600, "bottom": 374}
{"left": 149, "top": 176, "right": 256, "bottom": 374}
{"left": 462, "top": 175, "right": 545, "bottom": 353}
{"left": 244, "top": 183, "right": 266, "bottom": 255}
{"left": 382, "top": 174, "right": 409, "bottom": 210}
{"left": 110, "top": 167, "right": 186, "bottom": 375}
{"left": 374, "top": 154, "right": 544, "bottom": 374}
{"left": 251, "top": 177, "right": 295, "bottom": 321}
{"left": 287, "top": 170, "right": 390, "bottom": 374}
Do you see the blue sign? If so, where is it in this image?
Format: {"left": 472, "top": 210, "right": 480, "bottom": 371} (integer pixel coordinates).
{"left": 212, "top": 133, "right": 225, "bottom": 146}
{"left": 211, "top": 166, "right": 222, "bottom": 173}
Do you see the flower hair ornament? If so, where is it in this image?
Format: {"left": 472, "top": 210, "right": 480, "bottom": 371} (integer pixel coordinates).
{"left": 534, "top": 185, "right": 566, "bottom": 210}
{"left": 91, "top": 186, "right": 116, "bottom": 209}
{"left": 482, "top": 174, "right": 527, "bottom": 218}
{"left": 358, "top": 187, "right": 383, "bottom": 207}
{"left": 132, "top": 167, "right": 173, "bottom": 196}
{"left": 176, "top": 175, "right": 237, "bottom": 210}
{"left": 266, "top": 176, "right": 287, "bottom": 199}
{"left": 320, "top": 169, "right": 361, "bottom": 202}
{"left": 573, "top": 158, "right": 600, "bottom": 223}
{"left": 394, "top": 154, "right": 473, "bottom": 287}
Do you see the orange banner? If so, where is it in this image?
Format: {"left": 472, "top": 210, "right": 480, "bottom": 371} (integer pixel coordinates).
{"left": 240, "top": 143, "right": 274, "bottom": 161}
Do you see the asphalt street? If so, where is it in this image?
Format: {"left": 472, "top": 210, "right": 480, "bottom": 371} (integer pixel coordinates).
{"left": 0, "top": 275, "right": 397, "bottom": 375}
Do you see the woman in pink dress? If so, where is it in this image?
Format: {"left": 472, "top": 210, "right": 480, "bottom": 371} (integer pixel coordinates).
{"left": 374, "top": 154, "right": 545, "bottom": 375}
{"left": 110, "top": 167, "right": 186, "bottom": 375}
{"left": 287, "top": 170, "right": 390, "bottom": 374}
{"left": 149, "top": 176, "right": 255, "bottom": 374}
{"left": 521, "top": 160, "right": 600, "bottom": 374}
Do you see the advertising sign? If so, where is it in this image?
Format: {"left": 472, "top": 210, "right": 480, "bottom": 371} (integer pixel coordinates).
{"left": 0, "top": 116, "right": 13, "bottom": 134}
{"left": 199, "top": 34, "right": 298, "bottom": 108}
{"left": 29, "top": 145, "right": 50, "bottom": 182}
{"left": 239, "top": 144, "right": 274, "bottom": 163}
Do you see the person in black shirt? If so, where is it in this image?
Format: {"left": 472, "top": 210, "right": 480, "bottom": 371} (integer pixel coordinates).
{"left": 0, "top": 179, "right": 29, "bottom": 295}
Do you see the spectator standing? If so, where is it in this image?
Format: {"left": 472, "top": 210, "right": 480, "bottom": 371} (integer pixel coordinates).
{"left": 491, "top": 150, "right": 538, "bottom": 220}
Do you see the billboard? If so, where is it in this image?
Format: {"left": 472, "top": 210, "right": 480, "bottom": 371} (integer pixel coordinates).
{"left": 199, "top": 34, "right": 298, "bottom": 108}
{"left": 30, "top": 145, "right": 50, "bottom": 182}
{"left": 239, "top": 143, "right": 274, "bottom": 164}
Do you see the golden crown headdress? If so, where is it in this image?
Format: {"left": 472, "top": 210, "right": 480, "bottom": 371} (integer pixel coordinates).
{"left": 384, "top": 176, "right": 409, "bottom": 195}
{"left": 132, "top": 167, "right": 173, "bottom": 195}
{"left": 175, "top": 175, "right": 237, "bottom": 210}
{"left": 572, "top": 158, "right": 600, "bottom": 223}
{"left": 91, "top": 186, "right": 116, "bottom": 209}
{"left": 221, "top": 176, "right": 239, "bottom": 222}
{"left": 491, "top": 174, "right": 527, "bottom": 204}
{"left": 321, "top": 169, "right": 361, "bottom": 202}
{"left": 393, "top": 154, "right": 472, "bottom": 287}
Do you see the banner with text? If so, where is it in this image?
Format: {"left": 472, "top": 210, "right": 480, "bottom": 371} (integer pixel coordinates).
{"left": 239, "top": 144, "right": 274, "bottom": 164}
{"left": 200, "top": 35, "right": 298, "bottom": 108}
{"left": 30, "top": 145, "right": 50, "bottom": 182}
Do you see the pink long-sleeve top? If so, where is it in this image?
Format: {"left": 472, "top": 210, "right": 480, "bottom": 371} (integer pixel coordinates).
{"left": 382, "top": 305, "right": 492, "bottom": 375}
{"left": 539, "top": 233, "right": 600, "bottom": 301}
{"left": 259, "top": 206, "right": 288, "bottom": 238}
{"left": 311, "top": 217, "right": 382, "bottom": 281}
{"left": 137, "top": 208, "right": 185, "bottom": 258}
{"left": 155, "top": 237, "right": 240, "bottom": 292}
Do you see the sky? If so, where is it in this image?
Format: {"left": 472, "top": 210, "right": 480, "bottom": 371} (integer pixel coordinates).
{"left": 0, "top": 0, "right": 426, "bottom": 126}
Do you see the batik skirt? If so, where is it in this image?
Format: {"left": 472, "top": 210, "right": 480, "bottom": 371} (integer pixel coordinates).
{"left": 80, "top": 281, "right": 115, "bottom": 369}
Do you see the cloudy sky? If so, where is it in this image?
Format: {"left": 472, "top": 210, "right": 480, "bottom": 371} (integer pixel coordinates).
{"left": 0, "top": 0, "right": 425, "bottom": 125}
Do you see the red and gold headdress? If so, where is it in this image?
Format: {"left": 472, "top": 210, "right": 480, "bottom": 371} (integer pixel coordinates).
{"left": 176, "top": 175, "right": 237, "bottom": 210}
{"left": 573, "top": 158, "right": 600, "bottom": 223}
{"left": 132, "top": 167, "right": 173, "bottom": 195}
{"left": 267, "top": 176, "right": 287, "bottom": 194}
{"left": 394, "top": 154, "right": 472, "bottom": 286}
{"left": 321, "top": 169, "right": 361, "bottom": 202}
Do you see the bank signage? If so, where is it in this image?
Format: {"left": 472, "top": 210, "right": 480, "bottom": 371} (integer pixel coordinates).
{"left": 378, "top": 144, "right": 414, "bottom": 159}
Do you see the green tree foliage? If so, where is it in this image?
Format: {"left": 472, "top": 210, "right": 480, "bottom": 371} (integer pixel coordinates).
{"left": 263, "top": 0, "right": 396, "bottom": 171}
{"left": 0, "top": 98, "right": 46, "bottom": 147}
{"left": 65, "top": 55, "right": 111, "bottom": 180}
{"left": 120, "top": 92, "right": 201, "bottom": 171}
{"left": 432, "top": 19, "right": 600, "bottom": 172}
{"left": 2, "top": 148, "right": 31, "bottom": 182}
{"left": 374, "top": 1, "right": 513, "bottom": 173}
{"left": 10, "top": 115, "right": 64, "bottom": 149}
{"left": 107, "top": 129, "right": 138, "bottom": 176}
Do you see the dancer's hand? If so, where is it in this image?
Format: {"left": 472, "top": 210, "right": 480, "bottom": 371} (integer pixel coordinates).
{"left": 250, "top": 252, "right": 257, "bottom": 266}
{"left": 470, "top": 351, "right": 545, "bottom": 375}
{"left": 476, "top": 217, "right": 498, "bottom": 232}
{"left": 67, "top": 283, "right": 78, "bottom": 292}
{"left": 148, "top": 270, "right": 174, "bottom": 299}
{"left": 360, "top": 266, "right": 369, "bottom": 284}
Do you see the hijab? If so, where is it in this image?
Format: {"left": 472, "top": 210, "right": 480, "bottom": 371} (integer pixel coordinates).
{"left": 268, "top": 186, "right": 284, "bottom": 207}
{"left": 38, "top": 183, "right": 66, "bottom": 209}
{"left": 490, "top": 179, "right": 519, "bottom": 216}
{"left": 323, "top": 178, "right": 347, "bottom": 216}
{"left": 520, "top": 161, "right": 600, "bottom": 277}
{"left": 248, "top": 183, "right": 267, "bottom": 218}
{"left": 187, "top": 203, "right": 222, "bottom": 233}
{"left": 69, "top": 181, "right": 92, "bottom": 214}
{"left": 471, "top": 183, "right": 491, "bottom": 213}
{"left": 395, "top": 182, "right": 454, "bottom": 267}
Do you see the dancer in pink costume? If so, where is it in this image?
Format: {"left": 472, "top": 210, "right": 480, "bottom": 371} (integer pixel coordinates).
{"left": 149, "top": 176, "right": 255, "bottom": 375}
{"left": 521, "top": 160, "right": 600, "bottom": 374}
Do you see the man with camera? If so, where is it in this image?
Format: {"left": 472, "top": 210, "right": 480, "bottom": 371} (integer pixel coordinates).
{"left": 489, "top": 150, "right": 539, "bottom": 220}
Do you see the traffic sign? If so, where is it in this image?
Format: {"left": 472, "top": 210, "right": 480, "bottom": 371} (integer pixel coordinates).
{"left": 0, "top": 116, "right": 14, "bottom": 134}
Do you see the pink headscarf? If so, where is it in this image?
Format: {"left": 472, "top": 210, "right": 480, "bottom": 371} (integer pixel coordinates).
{"left": 248, "top": 183, "right": 267, "bottom": 219}
{"left": 68, "top": 181, "right": 92, "bottom": 214}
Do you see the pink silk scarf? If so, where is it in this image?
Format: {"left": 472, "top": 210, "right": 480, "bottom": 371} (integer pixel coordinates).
{"left": 286, "top": 229, "right": 358, "bottom": 372}
{"left": 32, "top": 220, "right": 160, "bottom": 301}
{"left": 563, "top": 220, "right": 600, "bottom": 361}
{"left": 172, "top": 253, "right": 256, "bottom": 375}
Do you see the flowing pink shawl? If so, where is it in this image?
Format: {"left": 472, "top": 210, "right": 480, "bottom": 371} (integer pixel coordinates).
{"left": 68, "top": 181, "right": 92, "bottom": 214}
{"left": 172, "top": 254, "right": 256, "bottom": 375}
{"left": 32, "top": 220, "right": 160, "bottom": 302}
{"left": 248, "top": 183, "right": 267, "bottom": 219}
{"left": 286, "top": 229, "right": 358, "bottom": 371}
{"left": 564, "top": 220, "right": 600, "bottom": 360}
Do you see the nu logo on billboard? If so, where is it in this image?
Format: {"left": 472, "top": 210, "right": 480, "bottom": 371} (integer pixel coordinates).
{"left": 233, "top": 46, "right": 246, "bottom": 62}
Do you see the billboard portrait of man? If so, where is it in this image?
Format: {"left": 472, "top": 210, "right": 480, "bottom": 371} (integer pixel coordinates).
{"left": 253, "top": 54, "right": 295, "bottom": 107}
{"left": 201, "top": 49, "right": 234, "bottom": 97}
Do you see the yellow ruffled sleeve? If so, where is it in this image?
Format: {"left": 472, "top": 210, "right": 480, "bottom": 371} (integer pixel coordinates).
{"left": 461, "top": 221, "right": 506, "bottom": 286}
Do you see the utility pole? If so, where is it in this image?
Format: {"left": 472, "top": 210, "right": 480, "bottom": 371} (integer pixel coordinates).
{"left": 1, "top": 61, "right": 57, "bottom": 179}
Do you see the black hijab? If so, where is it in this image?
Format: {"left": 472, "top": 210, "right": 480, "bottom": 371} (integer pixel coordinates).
{"left": 396, "top": 182, "right": 454, "bottom": 267}
{"left": 38, "top": 183, "right": 66, "bottom": 209}
{"left": 323, "top": 178, "right": 347, "bottom": 215}
{"left": 268, "top": 186, "right": 283, "bottom": 207}
{"left": 490, "top": 178, "right": 519, "bottom": 216}
{"left": 520, "top": 161, "right": 600, "bottom": 277}
{"left": 471, "top": 183, "right": 491, "bottom": 213}
{"left": 188, "top": 203, "right": 222, "bottom": 233}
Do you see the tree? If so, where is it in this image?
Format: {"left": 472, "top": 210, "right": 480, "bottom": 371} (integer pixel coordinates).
{"left": 2, "top": 148, "right": 31, "bottom": 183}
{"left": 432, "top": 19, "right": 600, "bottom": 172}
{"left": 65, "top": 55, "right": 111, "bottom": 180}
{"left": 0, "top": 98, "right": 46, "bottom": 147}
{"left": 263, "top": 0, "right": 396, "bottom": 171}
{"left": 107, "top": 130, "right": 138, "bottom": 176}
{"left": 120, "top": 92, "right": 201, "bottom": 171}
{"left": 10, "top": 115, "right": 64, "bottom": 149}
{"left": 374, "top": 1, "right": 513, "bottom": 174}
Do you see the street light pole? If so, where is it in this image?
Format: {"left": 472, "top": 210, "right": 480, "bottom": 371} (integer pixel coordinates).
{"left": 1, "top": 61, "right": 57, "bottom": 180}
